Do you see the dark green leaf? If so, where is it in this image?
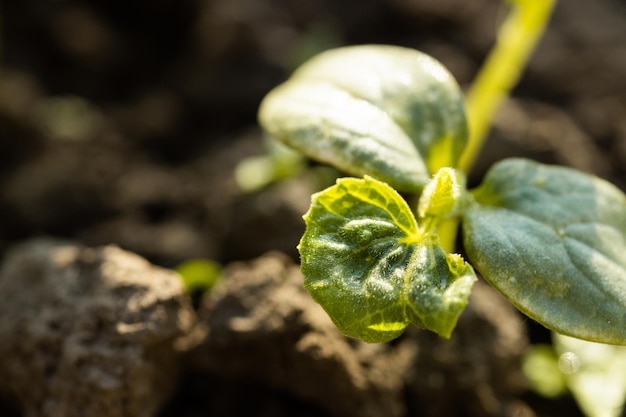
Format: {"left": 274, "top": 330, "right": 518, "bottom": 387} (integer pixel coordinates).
{"left": 463, "top": 158, "right": 626, "bottom": 345}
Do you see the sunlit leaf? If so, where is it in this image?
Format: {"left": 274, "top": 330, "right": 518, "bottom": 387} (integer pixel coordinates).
{"left": 259, "top": 45, "right": 468, "bottom": 192}
{"left": 300, "top": 175, "right": 476, "bottom": 342}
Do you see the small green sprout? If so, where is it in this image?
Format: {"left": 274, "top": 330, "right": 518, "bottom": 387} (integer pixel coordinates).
{"left": 257, "top": 1, "right": 626, "bottom": 345}
{"left": 176, "top": 259, "right": 221, "bottom": 295}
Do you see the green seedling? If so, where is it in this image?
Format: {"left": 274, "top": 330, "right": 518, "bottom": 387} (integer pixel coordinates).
{"left": 257, "top": 0, "right": 626, "bottom": 344}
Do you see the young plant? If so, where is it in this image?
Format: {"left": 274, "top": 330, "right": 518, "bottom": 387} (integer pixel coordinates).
{"left": 257, "top": 2, "right": 626, "bottom": 345}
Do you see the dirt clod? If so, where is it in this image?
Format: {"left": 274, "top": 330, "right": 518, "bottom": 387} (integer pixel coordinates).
{"left": 407, "top": 279, "right": 530, "bottom": 417}
{"left": 0, "top": 238, "right": 196, "bottom": 417}
{"left": 193, "top": 251, "right": 413, "bottom": 417}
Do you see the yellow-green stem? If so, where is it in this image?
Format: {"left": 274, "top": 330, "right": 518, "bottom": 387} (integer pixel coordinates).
{"left": 438, "top": 217, "right": 460, "bottom": 253}
{"left": 458, "top": 0, "right": 557, "bottom": 173}
{"left": 443, "top": 0, "right": 556, "bottom": 253}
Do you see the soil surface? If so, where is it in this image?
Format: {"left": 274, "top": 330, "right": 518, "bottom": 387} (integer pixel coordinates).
{"left": 1, "top": 0, "right": 625, "bottom": 416}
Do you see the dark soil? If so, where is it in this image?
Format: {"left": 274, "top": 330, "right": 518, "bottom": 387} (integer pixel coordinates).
{"left": 1, "top": 0, "right": 625, "bottom": 416}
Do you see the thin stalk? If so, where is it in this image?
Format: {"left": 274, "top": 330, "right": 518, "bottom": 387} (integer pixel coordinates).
{"left": 458, "top": 0, "right": 557, "bottom": 173}
{"left": 442, "top": 0, "right": 557, "bottom": 253}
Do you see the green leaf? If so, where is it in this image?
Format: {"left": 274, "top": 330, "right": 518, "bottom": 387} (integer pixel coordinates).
{"left": 463, "top": 158, "right": 626, "bottom": 345}
{"left": 299, "top": 176, "right": 476, "bottom": 343}
{"left": 258, "top": 45, "right": 468, "bottom": 192}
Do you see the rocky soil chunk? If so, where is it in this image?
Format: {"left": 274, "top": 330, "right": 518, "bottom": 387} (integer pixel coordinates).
{"left": 193, "top": 251, "right": 414, "bottom": 417}
{"left": 0, "top": 238, "right": 195, "bottom": 417}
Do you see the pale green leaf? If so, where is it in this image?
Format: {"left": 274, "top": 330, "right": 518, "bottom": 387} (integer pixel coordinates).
{"left": 299, "top": 176, "right": 476, "bottom": 343}
{"left": 554, "top": 333, "right": 626, "bottom": 417}
{"left": 258, "top": 45, "right": 468, "bottom": 192}
{"left": 522, "top": 344, "right": 568, "bottom": 398}
{"left": 463, "top": 158, "right": 626, "bottom": 345}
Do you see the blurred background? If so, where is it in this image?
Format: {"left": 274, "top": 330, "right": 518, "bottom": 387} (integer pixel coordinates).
{"left": 1, "top": 0, "right": 625, "bottom": 266}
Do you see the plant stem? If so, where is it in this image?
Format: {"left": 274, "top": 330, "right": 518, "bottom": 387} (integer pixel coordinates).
{"left": 438, "top": 217, "right": 460, "bottom": 254}
{"left": 442, "top": 0, "right": 556, "bottom": 253}
{"left": 458, "top": 0, "right": 557, "bottom": 174}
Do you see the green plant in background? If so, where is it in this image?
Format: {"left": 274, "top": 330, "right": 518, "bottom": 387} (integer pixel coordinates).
{"left": 234, "top": 21, "right": 341, "bottom": 193}
{"left": 524, "top": 334, "right": 626, "bottom": 417}
{"left": 553, "top": 334, "right": 626, "bottom": 417}
{"left": 176, "top": 258, "right": 221, "bottom": 295}
{"left": 235, "top": 137, "right": 306, "bottom": 192}
{"left": 257, "top": 0, "right": 626, "bottom": 346}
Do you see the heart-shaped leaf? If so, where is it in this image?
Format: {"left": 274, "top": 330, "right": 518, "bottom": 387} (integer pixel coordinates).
{"left": 300, "top": 176, "right": 476, "bottom": 343}
{"left": 463, "top": 158, "right": 626, "bottom": 345}
{"left": 258, "top": 45, "right": 468, "bottom": 192}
